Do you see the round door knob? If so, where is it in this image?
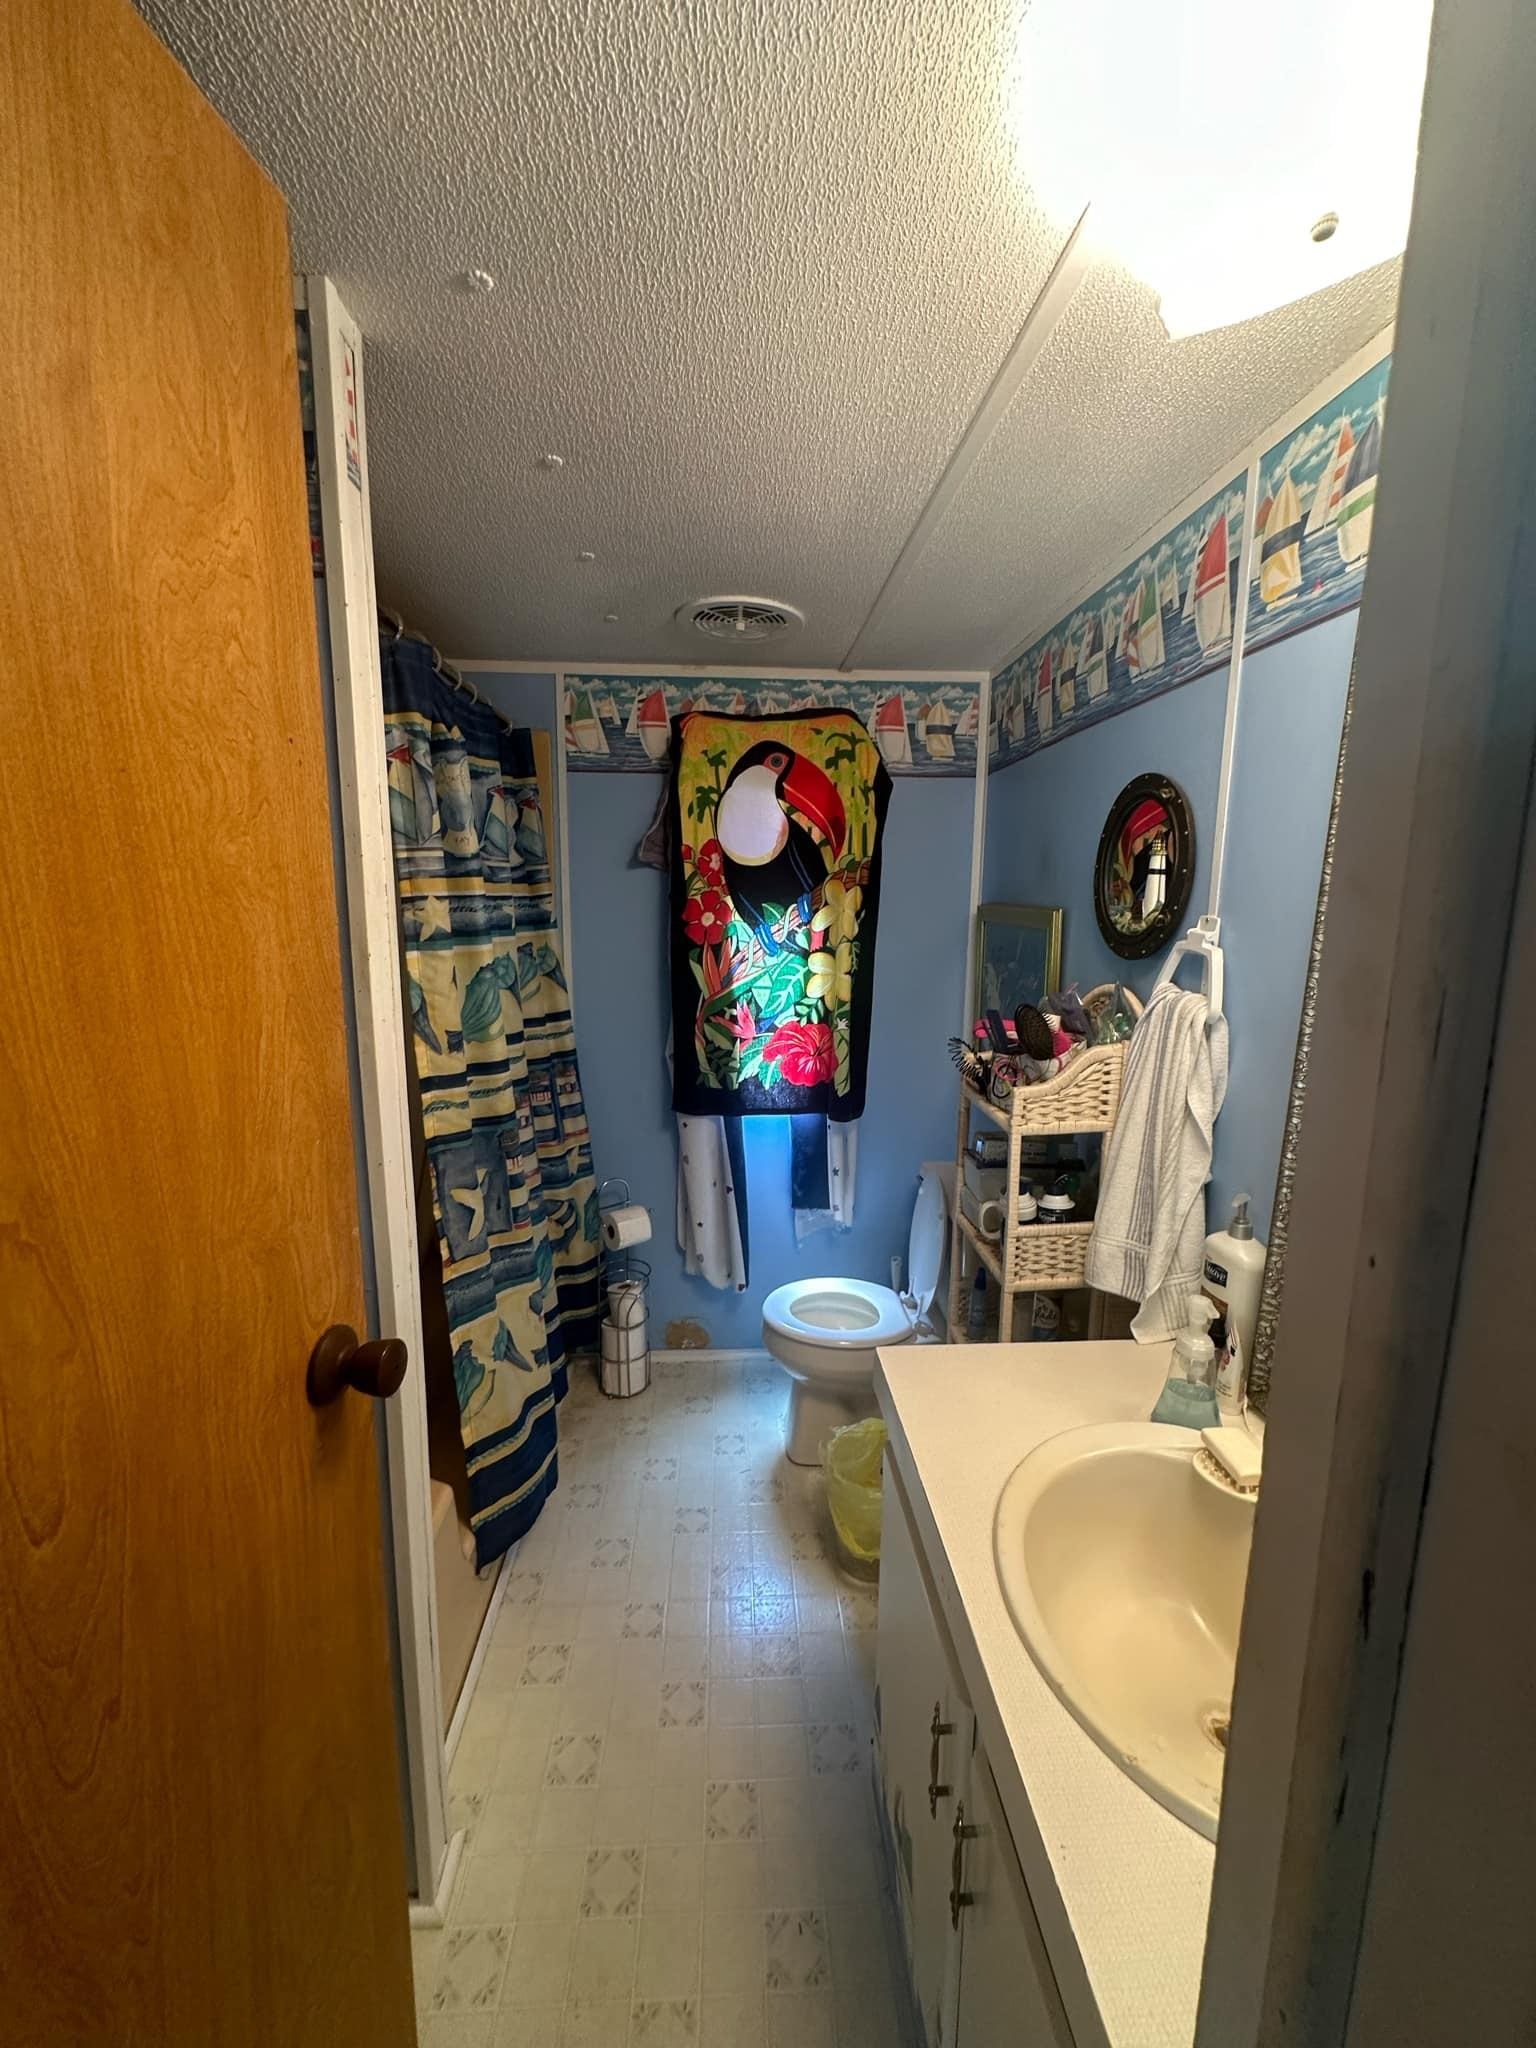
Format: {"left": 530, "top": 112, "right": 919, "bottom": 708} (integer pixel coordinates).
{"left": 307, "top": 1324, "right": 409, "bottom": 1407}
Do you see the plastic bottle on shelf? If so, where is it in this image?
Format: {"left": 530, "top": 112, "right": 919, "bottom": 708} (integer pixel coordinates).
{"left": 967, "top": 1268, "right": 988, "bottom": 1338}
{"left": 1028, "top": 1292, "right": 1060, "bottom": 1342}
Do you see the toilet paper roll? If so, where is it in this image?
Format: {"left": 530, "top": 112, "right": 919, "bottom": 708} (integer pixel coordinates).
{"left": 601, "top": 1203, "right": 652, "bottom": 1251}
{"left": 607, "top": 1279, "right": 646, "bottom": 1329}
{"left": 601, "top": 1315, "right": 649, "bottom": 1365}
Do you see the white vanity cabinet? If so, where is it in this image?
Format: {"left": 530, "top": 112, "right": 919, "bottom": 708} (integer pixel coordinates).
{"left": 876, "top": 1459, "right": 973, "bottom": 2047}
{"left": 950, "top": 1745, "right": 1074, "bottom": 2048}
{"left": 876, "top": 1456, "right": 1074, "bottom": 2048}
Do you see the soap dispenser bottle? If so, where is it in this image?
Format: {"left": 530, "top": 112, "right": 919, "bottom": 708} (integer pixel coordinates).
{"left": 1150, "top": 1297, "right": 1222, "bottom": 1430}
{"left": 1203, "top": 1194, "right": 1267, "bottom": 1410}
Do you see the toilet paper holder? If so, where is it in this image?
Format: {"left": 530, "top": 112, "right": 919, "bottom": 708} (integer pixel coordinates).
{"left": 597, "top": 1177, "right": 651, "bottom": 1398}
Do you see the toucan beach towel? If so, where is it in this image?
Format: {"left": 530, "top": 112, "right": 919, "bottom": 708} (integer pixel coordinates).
{"left": 669, "top": 709, "right": 892, "bottom": 1119}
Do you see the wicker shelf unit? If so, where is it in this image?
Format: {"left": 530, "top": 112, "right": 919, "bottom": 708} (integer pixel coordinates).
{"left": 947, "top": 985, "right": 1140, "bottom": 1344}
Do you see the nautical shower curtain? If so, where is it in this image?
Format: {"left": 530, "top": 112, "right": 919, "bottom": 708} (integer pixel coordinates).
{"left": 382, "top": 630, "right": 599, "bottom": 1566}
{"left": 668, "top": 709, "right": 892, "bottom": 1119}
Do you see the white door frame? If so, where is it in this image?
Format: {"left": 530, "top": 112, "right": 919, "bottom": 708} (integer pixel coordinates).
{"left": 303, "top": 275, "right": 451, "bottom": 1913}
{"left": 1197, "top": 0, "right": 1536, "bottom": 2034}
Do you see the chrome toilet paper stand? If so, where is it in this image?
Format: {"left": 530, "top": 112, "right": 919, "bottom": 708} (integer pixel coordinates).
{"left": 597, "top": 1176, "right": 651, "bottom": 1398}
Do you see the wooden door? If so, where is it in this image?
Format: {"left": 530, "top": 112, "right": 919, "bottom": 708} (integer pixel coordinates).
{"left": 0, "top": 4, "right": 416, "bottom": 2043}
{"left": 952, "top": 1750, "right": 1073, "bottom": 2048}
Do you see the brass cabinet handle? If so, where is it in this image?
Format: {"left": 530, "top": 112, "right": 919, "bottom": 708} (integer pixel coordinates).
{"left": 950, "top": 1801, "right": 980, "bottom": 1929}
{"left": 928, "top": 1700, "right": 956, "bottom": 1818}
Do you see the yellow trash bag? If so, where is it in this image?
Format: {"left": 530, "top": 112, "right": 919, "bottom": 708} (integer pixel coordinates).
{"left": 823, "top": 1417, "right": 889, "bottom": 1575}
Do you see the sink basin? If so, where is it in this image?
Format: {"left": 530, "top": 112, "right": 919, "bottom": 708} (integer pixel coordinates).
{"left": 993, "top": 1421, "right": 1253, "bottom": 1839}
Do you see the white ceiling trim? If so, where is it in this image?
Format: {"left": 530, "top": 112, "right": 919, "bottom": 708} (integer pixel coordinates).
{"left": 839, "top": 210, "right": 1094, "bottom": 671}
{"left": 454, "top": 659, "right": 989, "bottom": 681}
{"left": 987, "top": 320, "right": 1398, "bottom": 682}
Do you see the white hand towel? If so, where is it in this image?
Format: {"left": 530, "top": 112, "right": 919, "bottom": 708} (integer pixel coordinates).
{"left": 1084, "top": 982, "right": 1229, "bottom": 1340}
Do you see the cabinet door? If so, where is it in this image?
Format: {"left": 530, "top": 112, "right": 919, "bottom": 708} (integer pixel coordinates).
{"left": 953, "top": 1748, "right": 1074, "bottom": 2048}
{"left": 877, "top": 1459, "right": 972, "bottom": 2047}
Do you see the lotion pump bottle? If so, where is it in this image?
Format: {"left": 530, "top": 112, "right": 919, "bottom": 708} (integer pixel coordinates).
{"left": 1150, "top": 1297, "right": 1222, "bottom": 1431}
{"left": 1203, "top": 1195, "right": 1267, "bottom": 1410}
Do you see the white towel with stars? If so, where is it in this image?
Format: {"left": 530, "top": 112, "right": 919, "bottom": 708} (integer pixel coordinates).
{"left": 676, "top": 1114, "right": 748, "bottom": 1292}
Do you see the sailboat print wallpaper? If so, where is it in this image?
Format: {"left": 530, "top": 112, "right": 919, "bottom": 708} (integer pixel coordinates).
{"left": 561, "top": 672, "right": 982, "bottom": 777}
{"left": 1248, "top": 353, "right": 1389, "bottom": 653}
{"left": 990, "top": 472, "right": 1248, "bottom": 775}
{"left": 989, "top": 345, "right": 1393, "bottom": 773}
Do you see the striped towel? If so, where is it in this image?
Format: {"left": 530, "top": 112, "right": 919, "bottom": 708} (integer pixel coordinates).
{"left": 1085, "top": 982, "right": 1229, "bottom": 1340}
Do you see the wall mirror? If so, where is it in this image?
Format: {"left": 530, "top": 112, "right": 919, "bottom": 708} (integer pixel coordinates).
{"left": 1092, "top": 774, "right": 1196, "bottom": 960}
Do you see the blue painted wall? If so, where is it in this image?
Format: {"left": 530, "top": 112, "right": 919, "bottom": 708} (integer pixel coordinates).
{"left": 472, "top": 668, "right": 977, "bottom": 1346}
{"left": 565, "top": 770, "right": 975, "bottom": 1346}
{"left": 982, "top": 617, "right": 1354, "bottom": 1249}
{"left": 565, "top": 770, "right": 974, "bottom": 1343}
{"left": 983, "top": 665, "right": 1230, "bottom": 1003}
{"left": 1209, "top": 612, "right": 1353, "bottom": 1236}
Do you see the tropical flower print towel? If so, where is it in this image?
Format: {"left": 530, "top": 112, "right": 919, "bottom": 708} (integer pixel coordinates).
{"left": 668, "top": 709, "right": 892, "bottom": 1119}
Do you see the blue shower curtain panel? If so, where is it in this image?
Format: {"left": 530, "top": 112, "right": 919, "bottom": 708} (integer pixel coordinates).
{"left": 382, "top": 630, "right": 599, "bottom": 1566}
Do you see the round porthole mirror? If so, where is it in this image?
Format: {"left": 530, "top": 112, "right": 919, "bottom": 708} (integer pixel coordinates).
{"left": 1092, "top": 773, "right": 1195, "bottom": 959}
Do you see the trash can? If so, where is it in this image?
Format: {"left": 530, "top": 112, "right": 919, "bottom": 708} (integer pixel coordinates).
{"left": 823, "top": 1417, "right": 889, "bottom": 1580}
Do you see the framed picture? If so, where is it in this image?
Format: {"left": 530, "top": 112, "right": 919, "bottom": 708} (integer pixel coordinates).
{"left": 973, "top": 904, "right": 1063, "bottom": 1019}
{"left": 1092, "top": 772, "right": 1196, "bottom": 959}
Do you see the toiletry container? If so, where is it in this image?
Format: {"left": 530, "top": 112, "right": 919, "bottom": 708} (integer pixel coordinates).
{"left": 1202, "top": 1195, "right": 1266, "bottom": 1408}
{"left": 967, "top": 1269, "right": 988, "bottom": 1337}
{"left": 1027, "top": 1190, "right": 1074, "bottom": 1341}
{"left": 1150, "top": 1296, "right": 1222, "bottom": 1430}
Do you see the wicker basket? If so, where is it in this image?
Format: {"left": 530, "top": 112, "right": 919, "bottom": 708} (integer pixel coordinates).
{"left": 1001, "top": 1044, "right": 1126, "bottom": 1134}
{"left": 1080, "top": 981, "right": 1144, "bottom": 1034}
{"left": 1007, "top": 1219, "right": 1094, "bottom": 1290}
{"left": 972, "top": 983, "right": 1144, "bottom": 1135}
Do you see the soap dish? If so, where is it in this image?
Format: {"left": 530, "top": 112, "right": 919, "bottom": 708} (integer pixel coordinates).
{"left": 1194, "top": 1425, "right": 1262, "bottom": 1501}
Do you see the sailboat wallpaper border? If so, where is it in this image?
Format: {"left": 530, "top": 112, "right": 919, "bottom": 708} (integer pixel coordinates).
{"left": 1246, "top": 353, "right": 1390, "bottom": 655}
{"left": 989, "top": 472, "right": 1248, "bottom": 775}
{"left": 560, "top": 672, "right": 983, "bottom": 776}
{"left": 988, "top": 342, "right": 1394, "bottom": 776}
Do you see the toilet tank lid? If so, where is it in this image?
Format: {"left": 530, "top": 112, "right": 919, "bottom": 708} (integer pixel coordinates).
{"left": 908, "top": 1168, "right": 947, "bottom": 1315}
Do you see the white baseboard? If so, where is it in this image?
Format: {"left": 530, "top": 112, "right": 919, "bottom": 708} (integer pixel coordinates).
{"left": 444, "top": 1545, "right": 513, "bottom": 1770}
{"left": 650, "top": 1346, "right": 774, "bottom": 1365}
{"left": 408, "top": 1825, "right": 466, "bottom": 1929}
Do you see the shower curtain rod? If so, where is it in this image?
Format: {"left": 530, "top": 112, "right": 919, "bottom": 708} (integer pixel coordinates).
{"left": 378, "top": 606, "right": 515, "bottom": 731}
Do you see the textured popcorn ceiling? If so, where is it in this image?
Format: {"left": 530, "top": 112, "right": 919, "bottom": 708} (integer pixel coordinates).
{"left": 139, "top": 0, "right": 1399, "bottom": 669}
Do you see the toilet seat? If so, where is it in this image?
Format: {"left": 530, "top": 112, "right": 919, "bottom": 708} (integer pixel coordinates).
{"left": 762, "top": 1277, "right": 916, "bottom": 1351}
{"left": 762, "top": 1165, "right": 950, "bottom": 1463}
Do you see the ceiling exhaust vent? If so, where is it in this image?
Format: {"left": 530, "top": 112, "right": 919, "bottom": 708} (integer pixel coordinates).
{"left": 678, "top": 596, "right": 804, "bottom": 644}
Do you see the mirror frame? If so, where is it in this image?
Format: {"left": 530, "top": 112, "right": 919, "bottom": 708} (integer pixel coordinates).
{"left": 1092, "top": 772, "right": 1196, "bottom": 960}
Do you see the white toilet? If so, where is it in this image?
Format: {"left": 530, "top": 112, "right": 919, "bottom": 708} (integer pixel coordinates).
{"left": 762, "top": 1166, "right": 948, "bottom": 1464}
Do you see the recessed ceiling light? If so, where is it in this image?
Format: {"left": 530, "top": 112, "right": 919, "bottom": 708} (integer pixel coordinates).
{"left": 603, "top": 612, "right": 619, "bottom": 622}
{"left": 577, "top": 549, "right": 596, "bottom": 562}
{"left": 463, "top": 267, "right": 496, "bottom": 294}
{"left": 537, "top": 453, "right": 564, "bottom": 470}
